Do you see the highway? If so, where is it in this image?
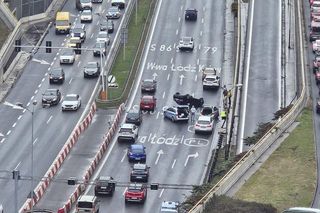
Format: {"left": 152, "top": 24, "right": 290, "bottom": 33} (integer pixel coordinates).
{"left": 0, "top": 0, "right": 124, "bottom": 211}
{"left": 78, "top": 0, "right": 229, "bottom": 212}
{"left": 240, "top": 0, "right": 282, "bottom": 149}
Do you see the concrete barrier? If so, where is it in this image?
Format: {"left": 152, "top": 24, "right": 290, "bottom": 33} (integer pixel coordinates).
{"left": 188, "top": 0, "right": 307, "bottom": 212}
{"left": 0, "top": 1, "right": 18, "bottom": 29}
{"left": 57, "top": 104, "right": 125, "bottom": 213}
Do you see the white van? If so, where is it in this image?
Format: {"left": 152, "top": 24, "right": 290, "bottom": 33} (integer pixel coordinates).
{"left": 282, "top": 207, "right": 320, "bottom": 213}
{"left": 76, "top": 195, "right": 100, "bottom": 213}
{"left": 111, "top": 0, "right": 125, "bottom": 9}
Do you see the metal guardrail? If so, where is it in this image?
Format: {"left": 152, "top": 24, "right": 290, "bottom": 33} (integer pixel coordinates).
{"left": 0, "top": 1, "right": 18, "bottom": 29}
{"left": 188, "top": 0, "right": 307, "bottom": 212}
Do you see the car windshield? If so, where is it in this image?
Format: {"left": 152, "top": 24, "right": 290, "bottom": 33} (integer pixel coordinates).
{"left": 44, "top": 90, "right": 56, "bottom": 96}
{"left": 77, "top": 201, "right": 92, "bottom": 208}
{"left": 142, "top": 97, "right": 153, "bottom": 103}
{"left": 143, "top": 80, "right": 154, "bottom": 86}
{"left": 120, "top": 128, "right": 133, "bottom": 133}
{"left": 98, "top": 32, "right": 107, "bottom": 38}
{"left": 86, "top": 63, "right": 97, "bottom": 68}
{"left": 80, "top": 0, "right": 90, "bottom": 3}
{"left": 133, "top": 164, "right": 146, "bottom": 170}
{"left": 109, "top": 7, "right": 119, "bottom": 12}
{"left": 82, "top": 10, "right": 91, "bottom": 15}
{"left": 51, "top": 69, "right": 62, "bottom": 76}
{"left": 198, "top": 120, "right": 210, "bottom": 125}
{"left": 62, "top": 49, "right": 74, "bottom": 55}
{"left": 128, "top": 184, "right": 142, "bottom": 191}
{"left": 72, "top": 28, "right": 83, "bottom": 34}
{"left": 65, "top": 96, "right": 77, "bottom": 101}
{"left": 205, "top": 77, "right": 216, "bottom": 81}
{"left": 128, "top": 112, "right": 139, "bottom": 118}
{"left": 95, "top": 42, "right": 105, "bottom": 48}
{"left": 132, "top": 147, "right": 144, "bottom": 153}
{"left": 182, "top": 37, "right": 191, "bottom": 43}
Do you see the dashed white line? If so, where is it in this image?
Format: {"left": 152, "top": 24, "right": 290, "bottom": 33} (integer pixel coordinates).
{"left": 180, "top": 5, "right": 183, "bottom": 10}
{"left": 59, "top": 48, "right": 62, "bottom": 51}
{"left": 171, "top": 159, "right": 176, "bottom": 168}
{"left": 167, "top": 74, "right": 170, "bottom": 80}
{"left": 102, "top": 9, "right": 105, "bottom": 13}
{"left": 31, "top": 96, "right": 34, "bottom": 100}
{"left": 26, "top": 102, "right": 30, "bottom": 107}
{"left": 22, "top": 109, "right": 26, "bottom": 113}
{"left": 176, "top": 29, "right": 179, "bottom": 35}
{"left": 18, "top": 115, "right": 22, "bottom": 120}
{"left": 34, "top": 90, "right": 38, "bottom": 94}
{"left": 201, "top": 18, "right": 204, "bottom": 24}
{"left": 198, "top": 44, "right": 201, "bottom": 50}
{"left": 0, "top": 138, "right": 5, "bottom": 143}
{"left": 41, "top": 78, "right": 45, "bottom": 82}
{"left": 121, "top": 151, "right": 127, "bottom": 162}
{"left": 97, "top": 20, "right": 100, "bottom": 25}
{"left": 54, "top": 57, "right": 57, "bottom": 61}
{"left": 203, "top": 6, "right": 205, "bottom": 11}
{"left": 64, "top": 38, "right": 67, "bottom": 42}
{"left": 200, "top": 31, "right": 203, "bottom": 36}
{"left": 90, "top": 33, "right": 94, "bottom": 38}
{"left": 69, "top": 78, "right": 73, "bottom": 84}
{"left": 60, "top": 96, "right": 64, "bottom": 103}
{"left": 156, "top": 111, "right": 160, "bottom": 119}
{"left": 47, "top": 67, "right": 50, "bottom": 71}
{"left": 14, "top": 161, "right": 21, "bottom": 170}
{"left": 51, "top": 62, "right": 54, "bottom": 66}
{"left": 6, "top": 130, "right": 11, "bottom": 136}
{"left": 170, "top": 58, "right": 173, "bottom": 63}
{"left": 47, "top": 115, "right": 53, "bottom": 124}
{"left": 12, "top": 123, "right": 16, "bottom": 128}
{"left": 77, "top": 61, "right": 81, "bottom": 67}
{"left": 159, "top": 189, "right": 165, "bottom": 198}
{"left": 38, "top": 84, "right": 41, "bottom": 88}
{"left": 123, "top": 187, "right": 127, "bottom": 195}
{"left": 61, "top": 43, "right": 65, "bottom": 46}
{"left": 162, "top": 91, "right": 165, "bottom": 99}
{"left": 197, "top": 59, "right": 200, "bottom": 65}
{"left": 178, "top": 17, "right": 181, "bottom": 22}
{"left": 33, "top": 138, "right": 38, "bottom": 145}
{"left": 195, "top": 75, "right": 198, "bottom": 81}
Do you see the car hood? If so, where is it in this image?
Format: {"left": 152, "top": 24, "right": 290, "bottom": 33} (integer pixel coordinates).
{"left": 43, "top": 95, "right": 57, "bottom": 99}
{"left": 62, "top": 100, "right": 78, "bottom": 105}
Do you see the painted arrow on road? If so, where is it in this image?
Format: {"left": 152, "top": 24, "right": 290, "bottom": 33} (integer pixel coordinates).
{"left": 184, "top": 152, "right": 199, "bottom": 167}
{"left": 155, "top": 149, "right": 164, "bottom": 165}
{"left": 32, "top": 58, "right": 50, "bottom": 65}
{"left": 153, "top": 73, "right": 158, "bottom": 80}
{"left": 179, "top": 74, "right": 185, "bottom": 85}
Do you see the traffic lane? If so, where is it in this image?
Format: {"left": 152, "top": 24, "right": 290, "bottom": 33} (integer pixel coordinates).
{"left": 244, "top": 0, "right": 281, "bottom": 137}
{"left": 36, "top": 110, "right": 113, "bottom": 210}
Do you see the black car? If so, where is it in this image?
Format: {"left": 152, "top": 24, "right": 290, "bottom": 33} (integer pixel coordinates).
{"left": 42, "top": 88, "right": 61, "bottom": 107}
{"left": 310, "top": 31, "right": 320, "bottom": 42}
{"left": 49, "top": 67, "right": 65, "bottom": 84}
{"left": 185, "top": 8, "right": 197, "bottom": 21}
{"left": 94, "top": 176, "right": 116, "bottom": 196}
{"left": 107, "top": 20, "right": 114, "bottom": 33}
{"left": 125, "top": 109, "right": 142, "bottom": 125}
{"left": 70, "top": 23, "right": 86, "bottom": 42}
{"left": 92, "top": 0, "right": 103, "bottom": 3}
{"left": 173, "top": 92, "right": 204, "bottom": 108}
{"left": 141, "top": 79, "right": 157, "bottom": 93}
{"left": 99, "top": 19, "right": 108, "bottom": 31}
{"left": 130, "top": 163, "right": 149, "bottom": 182}
{"left": 93, "top": 41, "right": 107, "bottom": 57}
{"left": 84, "top": 61, "right": 100, "bottom": 78}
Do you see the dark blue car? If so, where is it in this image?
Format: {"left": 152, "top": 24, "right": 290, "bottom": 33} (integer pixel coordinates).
{"left": 127, "top": 144, "right": 146, "bottom": 163}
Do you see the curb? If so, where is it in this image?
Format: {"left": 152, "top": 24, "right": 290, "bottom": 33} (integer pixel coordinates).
{"left": 57, "top": 104, "right": 125, "bottom": 213}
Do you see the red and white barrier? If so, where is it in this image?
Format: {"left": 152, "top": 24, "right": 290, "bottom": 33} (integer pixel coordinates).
{"left": 57, "top": 103, "right": 125, "bottom": 213}
{"left": 20, "top": 103, "right": 97, "bottom": 212}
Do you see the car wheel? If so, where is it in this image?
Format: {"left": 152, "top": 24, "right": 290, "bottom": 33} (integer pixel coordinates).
{"left": 171, "top": 117, "right": 175, "bottom": 122}
{"left": 95, "top": 191, "right": 98, "bottom": 196}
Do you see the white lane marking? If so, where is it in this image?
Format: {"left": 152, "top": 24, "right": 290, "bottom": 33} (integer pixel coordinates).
{"left": 197, "top": 58, "right": 200, "bottom": 65}
{"left": 45, "top": 72, "right": 48, "bottom": 76}
{"left": 180, "top": 5, "right": 183, "bottom": 10}
{"left": 47, "top": 67, "right": 50, "bottom": 71}
{"left": 14, "top": 161, "right": 21, "bottom": 170}
{"left": 46, "top": 115, "right": 53, "bottom": 124}
{"left": 12, "top": 123, "right": 16, "bottom": 128}
{"left": 0, "top": 138, "right": 5, "bottom": 143}
{"left": 97, "top": 20, "right": 100, "bottom": 25}
{"left": 51, "top": 62, "right": 54, "bottom": 66}
{"left": 31, "top": 96, "right": 34, "bottom": 100}
{"left": 201, "top": 18, "right": 204, "bottom": 24}
{"left": 38, "top": 84, "right": 41, "bottom": 88}
{"left": 90, "top": 33, "right": 94, "bottom": 38}
{"left": 60, "top": 96, "right": 64, "bottom": 103}
{"left": 23, "top": 109, "right": 26, "bottom": 113}
{"left": 41, "top": 78, "right": 45, "bottom": 82}
{"left": 59, "top": 48, "right": 61, "bottom": 51}
{"left": 102, "top": 9, "right": 105, "bottom": 13}
{"left": 170, "top": 58, "right": 173, "bottom": 63}
{"left": 54, "top": 57, "right": 57, "bottom": 61}
{"left": 34, "top": 90, "right": 38, "bottom": 94}
{"left": 33, "top": 138, "right": 38, "bottom": 145}
{"left": 167, "top": 73, "right": 170, "bottom": 80}
{"left": 203, "top": 6, "right": 205, "bottom": 11}
{"left": 6, "top": 130, "right": 11, "bottom": 136}
{"left": 176, "top": 29, "right": 179, "bottom": 35}
{"left": 156, "top": 111, "right": 160, "bottom": 119}
{"left": 120, "top": 150, "right": 127, "bottom": 162}
{"left": 69, "top": 78, "right": 73, "bottom": 84}
{"left": 195, "top": 75, "right": 198, "bottom": 81}
{"left": 162, "top": 91, "right": 165, "bottom": 99}
{"left": 26, "top": 102, "right": 30, "bottom": 107}
{"left": 198, "top": 44, "right": 201, "bottom": 50}
{"left": 18, "top": 115, "right": 22, "bottom": 120}
{"left": 64, "top": 38, "right": 67, "bottom": 42}
{"left": 61, "top": 43, "right": 64, "bottom": 46}
{"left": 200, "top": 31, "right": 203, "bottom": 36}
{"left": 77, "top": 61, "right": 81, "bottom": 67}
{"left": 123, "top": 187, "right": 127, "bottom": 196}
{"left": 171, "top": 159, "right": 176, "bottom": 169}
{"left": 178, "top": 17, "right": 181, "bottom": 22}
{"left": 159, "top": 189, "right": 164, "bottom": 198}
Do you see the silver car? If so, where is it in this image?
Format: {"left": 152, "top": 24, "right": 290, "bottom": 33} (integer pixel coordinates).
{"left": 194, "top": 115, "right": 214, "bottom": 134}
{"left": 106, "top": 6, "right": 121, "bottom": 19}
{"left": 80, "top": 9, "right": 93, "bottom": 22}
{"left": 96, "top": 31, "right": 111, "bottom": 45}
{"left": 59, "top": 49, "right": 75, "bottom": 64}
{"left": 177, "top": 36, "right": 194, "bottom": 51}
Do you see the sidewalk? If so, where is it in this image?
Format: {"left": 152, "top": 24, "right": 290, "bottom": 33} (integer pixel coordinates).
{"left": 35, "top": 109, "right": 116, "bottom": 211}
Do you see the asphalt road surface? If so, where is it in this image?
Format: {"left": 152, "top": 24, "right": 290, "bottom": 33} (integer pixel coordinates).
{"left": 0, "top": 0, "right": 123, "bottom": 211}
{"left": 77, "top": 0, "right": 228, "bottom": 212}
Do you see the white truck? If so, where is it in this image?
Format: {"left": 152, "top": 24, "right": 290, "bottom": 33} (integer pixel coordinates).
{"left": 201, "top": 67, "right": 220, "bottom": 89}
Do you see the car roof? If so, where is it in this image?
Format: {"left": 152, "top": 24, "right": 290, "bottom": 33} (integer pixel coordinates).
{"left": 133, "top": 163, "right": 147, "bottom": 170}
{"left": 65, "top": 94, "right": 78, "bottom": 98}
{"left": 128, "top": 183, "right": 143, "bottom": 189}
{"left": 128, "top": 108, "right": 140, "bottom": 113}
{"left": 121, "top": 123, "right": 135, "bottom": 128}
{"left": 45, "top": 88, "right": 58, "bottom": 92}
{"left": 78, "top": 195, "right": 96, "bottom": 202}
{"left": 82, "top": 9, "right": 92, "bottom": 12}
{"left": 143, "top": 79, "right": 155, "bottom": 82}
{"left": 130, "top": 144, "right": 144, "bottom": 149}
{"left": 98, "top": 176, "right": 113, "bottom": 181}
{"left": 198, "top": 116, "right": 211, "bottom": 121}
{"left": 142, "top": 95, "right": 154, "bottom": 99}
{"left": 161, "top": 201, "right": 179, "bottom": 210}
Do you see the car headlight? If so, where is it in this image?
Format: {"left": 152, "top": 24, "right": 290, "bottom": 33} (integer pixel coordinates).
{"left": 53, "top": 98, "right": 57, "bottom": 101}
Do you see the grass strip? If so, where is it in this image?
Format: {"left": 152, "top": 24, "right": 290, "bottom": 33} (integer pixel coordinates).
{"left": 96, "top": 0, "right": 154, "bottom": 108}
{"left": 235, "top": 107, "right": 316, "bottom": 211}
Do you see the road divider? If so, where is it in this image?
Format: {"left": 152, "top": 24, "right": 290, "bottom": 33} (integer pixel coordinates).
{"left": 20, "top": 103, "right": 97, "bottom": 212}
{"left": 57, "top": 103, "right": 125, "bottom": 213}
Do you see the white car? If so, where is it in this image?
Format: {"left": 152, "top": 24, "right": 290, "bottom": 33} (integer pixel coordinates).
{"left": 203, "top": 74, "right": 220, "bottom": 89}
{"left": 80, "top": 9, "right": 93, "bottom": 22}
{"left": 96, "top": 31, "right": 111, "bottom": 45}
{"left": 106, "top": 6, "right": 121, "bottom": 19}
{"left": 61, "top": 94, "right": 81, "bottom": 111}
{"left": 194, "top": 115, "right": 214, "bottom": 134}
{"left": 177, "top": 37, "right": 194, "bottom": 51}
{"left": 59, "top": 49, "right": 75, "bottom": 64}
{"left": 117, "top": 123, "right": 139, "bottom": 142}
{"left": 313, "top": 40, "right": 320, "bottom": 53}
{"left": 160, "top": 201, "right": 179, "bottom": 212}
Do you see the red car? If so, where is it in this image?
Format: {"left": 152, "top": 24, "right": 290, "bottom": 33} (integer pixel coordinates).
{"left": 124, "top": 183, "right": 147, "bottom": 203}
{"left": 140, "top": 95, "right": 156, "bottom": 112}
